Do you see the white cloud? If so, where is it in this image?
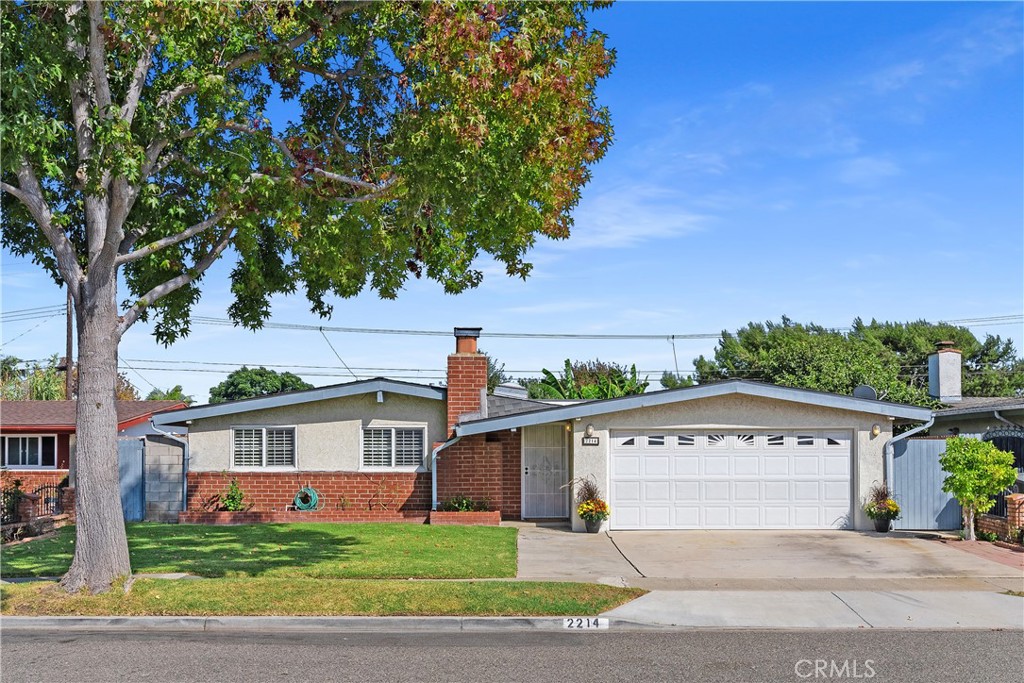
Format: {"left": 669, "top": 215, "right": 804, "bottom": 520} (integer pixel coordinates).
{"left": 837, "top": 156, "right": 902, "bottom": 187}
{"left": 563, "top": 185, "right": 710, "bottom": 250}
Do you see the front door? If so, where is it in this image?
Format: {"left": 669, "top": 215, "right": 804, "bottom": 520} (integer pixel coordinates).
{"left": 522, "top": 424, "right": 569, "bottom": 518}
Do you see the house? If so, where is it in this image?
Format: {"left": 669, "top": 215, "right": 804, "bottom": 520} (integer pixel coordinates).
{"left": 0, "top": 400, "right": 187, "bottom": 521}
{"left": 155, "top": 327, "right": 933, "bottom": 530}
{"left": 894, "top": 343, "right": 1024, "bottom": 536}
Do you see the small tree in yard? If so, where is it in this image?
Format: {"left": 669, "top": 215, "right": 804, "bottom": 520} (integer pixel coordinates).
{"left": 1, "top": 1, "right": 612, "bottom": 593}
{"left": 939, "top": 436, "right": 1017, "bottom": 541}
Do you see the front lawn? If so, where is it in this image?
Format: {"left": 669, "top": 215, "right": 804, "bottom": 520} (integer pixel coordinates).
{"left": 1, "top": 579, "right": 645, "bottom": 616}
{"left": 0, "top": 523, "right": 517, "bottom": 579}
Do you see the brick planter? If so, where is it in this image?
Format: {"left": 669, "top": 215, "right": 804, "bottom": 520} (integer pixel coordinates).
{"left": 429, "top": 510, "right": 501, "bottom": 526}
{"left": 179, "top": 510, "right": 428, "bottom": 524}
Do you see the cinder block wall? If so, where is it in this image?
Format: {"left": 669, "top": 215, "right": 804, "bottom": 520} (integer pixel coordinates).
{"left": 144, "top": 435, "right": 185, "bottom": 523}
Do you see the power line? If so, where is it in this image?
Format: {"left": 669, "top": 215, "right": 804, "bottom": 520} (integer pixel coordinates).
{"left": 0, "top": 313, "right": 65, "bottom": 348}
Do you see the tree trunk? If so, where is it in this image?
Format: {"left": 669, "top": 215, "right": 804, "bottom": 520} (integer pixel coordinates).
{"left": 60, "top": 276, "right": 132, "bottom": 594}
{"left": 963, "top": 506, "right": 976, "bottom": 542}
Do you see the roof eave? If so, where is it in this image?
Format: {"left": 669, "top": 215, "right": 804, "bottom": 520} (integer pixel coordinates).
{"left": 455, "top": 381, "right": 933, "bottom": 436}
{"left": 152, "top": 379, "right": 445, "bottom": 425}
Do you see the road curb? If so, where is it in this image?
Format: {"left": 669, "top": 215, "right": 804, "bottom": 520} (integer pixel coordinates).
{"left": 2, "top": 616, "right": 620, "bottom": 633}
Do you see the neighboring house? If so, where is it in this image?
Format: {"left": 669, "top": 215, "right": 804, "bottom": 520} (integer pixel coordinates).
{"left": 155, "top": 328, "right": 932, "bottom": 531}
{"left": 898, "top": 344, "right": 1024, "bottom": 535}
{"left": 0, "top": 400, "right": 187, "bottom": 521}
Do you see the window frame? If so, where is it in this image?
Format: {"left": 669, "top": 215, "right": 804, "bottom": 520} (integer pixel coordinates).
{"left": 229, "top": 425, "right": 298, "bottom": 470}
{"left": 360, "top": 425, "right": 427, "bottom": 471}
{"left": 1, "top": 434, "right": 59, "bottom": 470}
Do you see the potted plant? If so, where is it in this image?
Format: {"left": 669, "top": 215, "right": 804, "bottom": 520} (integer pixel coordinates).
{"left": 568, "top": 476, "right": 611, "bottom": 533}
{"left": 863, "top": 483, "right": 901, "bottom": 533}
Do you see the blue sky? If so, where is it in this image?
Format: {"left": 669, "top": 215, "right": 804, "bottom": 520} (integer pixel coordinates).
{"left": 2, "top": 1, "right": 1022, "bottom": 403}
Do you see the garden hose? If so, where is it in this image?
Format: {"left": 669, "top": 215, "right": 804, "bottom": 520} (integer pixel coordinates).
{"left": 293, "top": 486, "right": 321, "bottom": 511}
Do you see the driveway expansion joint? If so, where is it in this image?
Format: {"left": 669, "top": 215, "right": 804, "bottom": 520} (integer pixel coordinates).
{"left": 830, "top": 590, "right": 873, "bottom": 628}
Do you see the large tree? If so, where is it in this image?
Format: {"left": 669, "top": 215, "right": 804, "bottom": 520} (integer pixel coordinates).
{"left": 694, "top": 317, "right": 1023, "bottom": 405}
{"left": 1, "top": 1, "right": 613, "bottom": 592}
{"left": 209, "top": 366, "right": 312, "bottom": 404}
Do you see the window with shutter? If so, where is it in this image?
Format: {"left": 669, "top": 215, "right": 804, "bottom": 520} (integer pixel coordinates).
{"left": 362, "top": 427, "right": 425, "bottom": 468}
{"left": 232, "top": 427, "right": 295, "bottom": 468}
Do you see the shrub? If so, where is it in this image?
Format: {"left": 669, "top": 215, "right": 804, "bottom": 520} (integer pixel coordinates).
{"left": 439, "top": 495, "right": 489, "bottom": 512}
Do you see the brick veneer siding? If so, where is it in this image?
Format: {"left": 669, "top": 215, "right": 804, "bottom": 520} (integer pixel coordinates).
{"left": 181, "top": 471, "right": 431, "bottom": 523}
{"left": 437, "top": 429, "right": 522, "bottom": 520}
{"left": 429, "top": 510, "right": 501, "bottom": 526}
{"left": 977, "top": 493, "right": 1024, "bottom": 540}
{"left": 1, "top": 469, "right": 69, "bottom": 493}
{"left": 446, "top": 352, "right": 488, "bottom": 432}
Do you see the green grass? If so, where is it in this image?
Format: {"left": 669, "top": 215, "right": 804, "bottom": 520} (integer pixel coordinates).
{"left": 0, "top": 579, "right": 645, "bottom": 617}
{"left": 0, "top": 523, "right": 517, "bottom": 579}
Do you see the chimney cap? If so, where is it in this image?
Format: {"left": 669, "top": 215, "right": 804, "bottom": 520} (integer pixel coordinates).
{"left": 454, "top": 327, "right": 482, "bottom": 338}
{"left": 934, "top": 340, "right": 960, "bottom": 354}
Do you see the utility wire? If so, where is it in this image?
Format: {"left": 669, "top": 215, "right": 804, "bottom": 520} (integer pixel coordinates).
{"left": 318, "top": 327, "right": 359, "bottom": 381}
{"left": 0, "top": 313, "right": 65, "bottom": 349}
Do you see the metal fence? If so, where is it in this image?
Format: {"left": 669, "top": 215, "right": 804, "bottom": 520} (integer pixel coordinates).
{"left": 32, "top": 484, "right": 63, "bottom": 517}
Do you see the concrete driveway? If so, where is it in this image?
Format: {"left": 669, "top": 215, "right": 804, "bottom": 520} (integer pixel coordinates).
{"left": 515, "top": 525, "right": 1023, "bottom": 592}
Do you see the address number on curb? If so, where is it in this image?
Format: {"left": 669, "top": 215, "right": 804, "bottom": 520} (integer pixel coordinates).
{"left": 563, "top": 617, "right": 608, "bottom": 630}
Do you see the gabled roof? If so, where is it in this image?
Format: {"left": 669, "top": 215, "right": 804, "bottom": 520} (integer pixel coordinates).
{"left": 455, "top": 379, "right": 933, "bottom": 436}
{"left": 152, "top": 377, "right": 446, "bottom": 426}
{"left": 0, "top": 400, "right": 187, "bottom": 432}
{"left": 485, "top": 394, "right": 552, "bottom": 419}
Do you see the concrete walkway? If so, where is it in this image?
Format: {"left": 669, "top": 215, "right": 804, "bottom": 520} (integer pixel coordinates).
{"left": 603, "top": 590, "right": 1024, "bottom": 629}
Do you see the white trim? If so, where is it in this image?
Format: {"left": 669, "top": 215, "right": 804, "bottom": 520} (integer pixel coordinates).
{"left": 229, "top": 425, "right": 298, "bottom": 470}
{"left": 1, "top": 434, "right": 59, "bottom": 470}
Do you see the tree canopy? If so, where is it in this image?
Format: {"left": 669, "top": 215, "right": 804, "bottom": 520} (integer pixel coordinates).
{"left": 693, "top": 317, "right": 1024, "bottom": 406}
{"left": 209, "top": 366, "right": 313, "bottom": 404}
{"left": 145, "top": 385, "right": 194, "bottom": 405}
{"left": 0, "top": 0, "right": 613, "bottom": 594}
{"left": 527, "top": 359, "right": 649, "bottom": 400}
{"left": 0, "top": 355, "right": 139, "bottom": 401}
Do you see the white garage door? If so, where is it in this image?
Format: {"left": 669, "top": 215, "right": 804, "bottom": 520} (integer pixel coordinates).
{"left": 610, "top": 430, "right": 851, "bottom": 529}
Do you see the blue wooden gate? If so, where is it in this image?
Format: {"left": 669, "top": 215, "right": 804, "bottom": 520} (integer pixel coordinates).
{"left": 891, "top": 438, "right": 961, "bottom": 530}
{"left": 118, "top": 439, "right": 145, "bottom": 522}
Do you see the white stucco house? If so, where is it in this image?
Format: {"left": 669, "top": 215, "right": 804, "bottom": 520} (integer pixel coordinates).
{"left": 154, "top": 327, "right": 933, "bottom": 531}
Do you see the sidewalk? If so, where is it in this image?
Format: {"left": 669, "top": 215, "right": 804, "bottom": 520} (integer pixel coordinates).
{"left": 3, "top": 589, "right": 1021, "bottom": 632}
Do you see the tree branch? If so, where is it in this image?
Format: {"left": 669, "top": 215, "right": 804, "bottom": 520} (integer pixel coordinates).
{"left": 121, "top": 39, "right": 155, "bottom": 125}
{"left": 4, "top": 162, "right": 84, "bottom": 292}
{"left": 86, "top": 1, "right": 113, "bottom": 114}
{"left": 222, "top": 122, "right": 389, "bottom": 193}
{"left": 116, "top": 227, "right": 235, "bottom": 338}
{"left": 115, "top": 210, "right": 227, "bottom": 266}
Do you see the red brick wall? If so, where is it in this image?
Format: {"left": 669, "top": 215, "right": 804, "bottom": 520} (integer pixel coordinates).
{"left": 446, "top": 352, "right": 488, "bottom": 433}
{"left": 184, "top": 471, "right": 431, "bottom": 523}
{"left": 57, "top": 434, "right": 71, "bottom": 470}
{"left": 437, "top": 429, "right": 521, "bottom": 520}
{"left": 1, "top": 469, "right": 68, "bottom": 493}
{"left": 977, "top": 494, "right": 1024, "bottom": 540}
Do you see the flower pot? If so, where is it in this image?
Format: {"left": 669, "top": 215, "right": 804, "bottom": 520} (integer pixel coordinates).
{"left": 873, "top": 517, "right": 892, "bottom": 533}
{"left": 584, "top": 518, "right": 603, "bottom": 534}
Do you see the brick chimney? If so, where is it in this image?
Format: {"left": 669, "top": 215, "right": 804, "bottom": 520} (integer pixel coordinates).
{"left": 447, "top": 327, "right": 488, "bottom": 433}
{"left": 928, "top": 341, "right": 962, "bottom": 403}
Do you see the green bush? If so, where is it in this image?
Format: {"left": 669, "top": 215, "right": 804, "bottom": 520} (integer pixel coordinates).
{"left": 439, "top": 495, "right": 489, "bottom": 512}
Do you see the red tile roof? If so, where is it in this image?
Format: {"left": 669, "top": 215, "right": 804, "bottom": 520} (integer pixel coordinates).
{"left": 0, "top": 400, "right": 186, "bottom": 431}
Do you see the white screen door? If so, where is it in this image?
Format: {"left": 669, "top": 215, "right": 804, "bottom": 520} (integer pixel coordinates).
{"left": 522, "top": 424, "right": 569, "bottom": 518}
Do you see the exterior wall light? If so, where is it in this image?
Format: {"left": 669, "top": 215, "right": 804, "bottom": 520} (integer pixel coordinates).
{"left": 585, "top": 424, "right": 595, "bottom": 437}
{"left": 871, "top": 424, "right": 881, "bottom": 437}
